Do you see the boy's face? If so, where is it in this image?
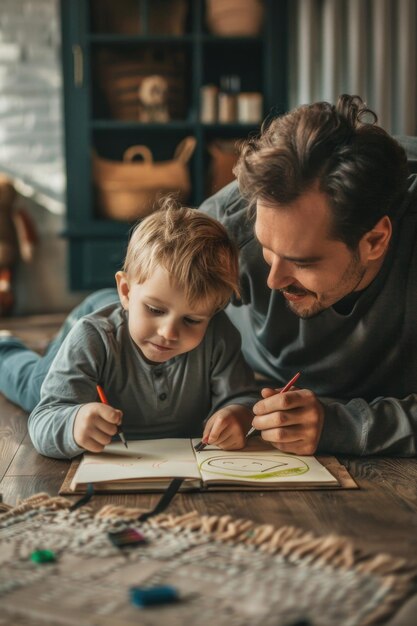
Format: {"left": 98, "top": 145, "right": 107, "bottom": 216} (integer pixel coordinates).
{"left": 116, "top": 266, "right": 214, "bottom": 363}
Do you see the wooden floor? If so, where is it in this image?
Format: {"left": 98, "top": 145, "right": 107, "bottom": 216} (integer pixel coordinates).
{"left": 1, "top": 314, "right": 417, "bottom": 625}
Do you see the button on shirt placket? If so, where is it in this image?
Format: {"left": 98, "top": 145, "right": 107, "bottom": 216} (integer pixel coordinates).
{"left": 153, "top": 368, "right": 168, "bottom": 403}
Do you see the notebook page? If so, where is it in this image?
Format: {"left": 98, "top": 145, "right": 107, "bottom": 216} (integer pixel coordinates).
{"left": 192, "top": 438, "right": 338, "bottom": 485}
{"left": 71, "top": 438, "right": 201, "bottom": 488}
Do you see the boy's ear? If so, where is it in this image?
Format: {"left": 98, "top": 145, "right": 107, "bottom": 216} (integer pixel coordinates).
{"left": 115, "top": 271, "right": 130, "bottom": 309}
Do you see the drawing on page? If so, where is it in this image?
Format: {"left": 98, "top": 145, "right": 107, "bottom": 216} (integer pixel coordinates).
{"left": 152, "top": 460, "right": 168, "bottom": 468}
{"left": 84, "top": 455, "right": 143, "bottom": 468}
{"left": 199, "top": 455, "right": 309, "bottom": 479}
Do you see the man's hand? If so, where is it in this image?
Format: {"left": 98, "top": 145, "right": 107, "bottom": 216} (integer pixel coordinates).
{"left": 251, "top": 387, "right": 324, "bottom": 455}
{"left": 202, "top": 404, "right": 253, "bottom": 450}
{"left": 73, "top": 402, "right": 123, "bottom": 453}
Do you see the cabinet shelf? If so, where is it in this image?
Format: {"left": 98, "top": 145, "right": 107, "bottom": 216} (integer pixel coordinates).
{"left": 202, "top": 35, "right": 262, "bottom": 45}
{"left": 91, "top": 121, "right": 259, "bottom": 132}
{"left": 202, "top": 123, "right": 259, "bottom": 132}
{"left": 64, "top": 222, "right": 131, "bottom": 237}
{"left": 88, "top": 34, "right": 262, "bottom": 44}
{"left": 91, "top": 120, "right": 197, "bottom": 131}
{"left": 88, "top": 34, "right": 195, "bottom": 44}
{"left": 61, "top": 0, "right": 288, "bottom": 290}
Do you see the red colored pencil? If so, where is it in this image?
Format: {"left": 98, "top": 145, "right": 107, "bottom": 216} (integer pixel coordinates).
{"left": 245, "top": 371, "right": 301, "bottom": 438}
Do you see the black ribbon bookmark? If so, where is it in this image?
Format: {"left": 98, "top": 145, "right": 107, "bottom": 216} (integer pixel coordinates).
{"left": 138, "top": 477, "right": 185, "bottom": 522}
{"left": 69, "top": 483, "right": 94, "bottom": 510}
{"left": 68, "top": 477, "right": 184, "bottom": 518}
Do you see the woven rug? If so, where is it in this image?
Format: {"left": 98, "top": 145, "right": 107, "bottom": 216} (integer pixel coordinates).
{"left": 0, "top": 494, "right": 415, "bottom": 626}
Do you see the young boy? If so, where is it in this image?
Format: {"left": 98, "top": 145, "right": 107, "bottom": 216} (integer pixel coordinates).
{"left": 0, "top": 204, "right": 258, "bottom": 459}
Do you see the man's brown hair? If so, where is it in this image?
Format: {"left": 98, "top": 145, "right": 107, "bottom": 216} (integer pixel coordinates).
{"left": 235, "top": 94, "right": 409, "bottom": 248}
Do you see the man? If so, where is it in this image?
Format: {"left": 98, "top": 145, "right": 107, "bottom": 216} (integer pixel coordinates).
{"left": 200, "top": 94, "right": 417, "bottom": 456}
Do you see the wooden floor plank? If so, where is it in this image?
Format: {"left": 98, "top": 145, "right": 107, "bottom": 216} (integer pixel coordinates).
{"left": 0, "top": 475, "right": 71, "bottom": 506}
{"left": 0, "top": 396, "right": 28, "bottom": 482}
{"left": 6, "top": 432, "right": 68, "bottom": 476}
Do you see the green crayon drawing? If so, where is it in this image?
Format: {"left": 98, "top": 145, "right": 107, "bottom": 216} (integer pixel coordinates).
{"left": 200, "top": 455, "right": 309, "bottom": 480}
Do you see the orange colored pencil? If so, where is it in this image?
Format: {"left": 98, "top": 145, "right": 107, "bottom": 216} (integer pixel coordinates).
{"left": 96, "top": 384, "right": 128, "bottom": 448}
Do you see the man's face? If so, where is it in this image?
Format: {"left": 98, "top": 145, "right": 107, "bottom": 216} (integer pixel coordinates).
{"left": 255, "top": 187, "right": 373, "bottom": 319}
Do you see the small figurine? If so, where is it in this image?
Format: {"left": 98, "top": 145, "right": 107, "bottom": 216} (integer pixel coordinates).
{"left": 0, "top": 174, "right": 37, "bottom": 316}
{"left": 138, "top": 74, "right": 170, "bottom": 123}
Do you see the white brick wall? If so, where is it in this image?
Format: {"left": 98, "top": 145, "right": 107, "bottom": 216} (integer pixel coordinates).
{"left": 0, "top": 0, "right": 86, "bottom": 315}
{"left": 0, "top": 0, "right": 64, "bottom": 211}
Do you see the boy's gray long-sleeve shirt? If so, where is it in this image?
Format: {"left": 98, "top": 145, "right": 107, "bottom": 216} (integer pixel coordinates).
{"left": 28, "top": 306, "right": 259, "bottom": 459}
{"left": 200, "top": 176, "right": 417, "bottom": 457}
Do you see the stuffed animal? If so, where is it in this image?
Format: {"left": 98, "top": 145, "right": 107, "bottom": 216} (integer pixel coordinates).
{"left": 0, "top": 174, "right": 37, "bottom": 316}
{"left": 138, "top": 74, "right": 170, "bottom": 123}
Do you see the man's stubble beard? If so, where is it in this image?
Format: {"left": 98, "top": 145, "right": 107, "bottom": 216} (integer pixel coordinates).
{"left": 282, "top": 251, "right": 367, "bottom": 320}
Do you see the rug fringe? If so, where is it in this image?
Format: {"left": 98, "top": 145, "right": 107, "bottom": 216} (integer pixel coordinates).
{"left": 96, "top": 503, "right": 148, "bottom": 519}
{"left": 0, "top": 492, "right": 71, "bottom": 521}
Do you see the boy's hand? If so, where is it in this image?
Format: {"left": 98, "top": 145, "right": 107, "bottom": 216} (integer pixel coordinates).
{"left": 73, "top": 402, "right": 123, "bottom": 453}
{"left": 202, "top": 404, "right": 253, "bottom": 450}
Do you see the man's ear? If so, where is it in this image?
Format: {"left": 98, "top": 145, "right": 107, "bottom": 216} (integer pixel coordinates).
{"left": 359, "top": 215, "right": 392, "bottom": 262}
{"left": 115, "top": 271, "right": 130, "bottom": 310}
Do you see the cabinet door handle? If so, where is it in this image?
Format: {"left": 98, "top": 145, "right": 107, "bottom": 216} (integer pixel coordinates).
{"left": 72, "top": 44, "right": 84, "bottom": 88}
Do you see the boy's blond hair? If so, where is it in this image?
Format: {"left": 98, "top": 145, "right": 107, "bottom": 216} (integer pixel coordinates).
{"left": 123, "top": 199, "right": 240, "bottom": 311}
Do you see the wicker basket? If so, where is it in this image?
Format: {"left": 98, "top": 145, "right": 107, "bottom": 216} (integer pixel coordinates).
{"left": 93, "top": 137, "right": 196, "bottom": 221}
{"left": 96, "top": 47, "right": 187, "bottom": 121}
{"left": 206, "top": 0, "right": 264, "bottom": 36}
{"left": 207, "top": 139, "right": 240, "bottom": 195}
{"left": 91, "top": 0, "right": 188, "bottom": 35}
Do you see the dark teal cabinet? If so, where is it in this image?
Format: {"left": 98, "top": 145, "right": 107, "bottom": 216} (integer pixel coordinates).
{"left": 60, "top": 0, "right": 288, "bottom": 290}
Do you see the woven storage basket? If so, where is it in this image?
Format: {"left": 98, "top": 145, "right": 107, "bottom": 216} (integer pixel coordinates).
{"left": 206, "top": 0, "right": 264, "bottom": 36}
{"left": 93, "top": 137, "right": 196, "bottom": 221}
{"left": 91, "top": 0, "right": 188, "bottom": 35}
{"left": 96, "top": 47, "right": 187, "bottom": 121}
{"left": 207, "top": 139, "right": 240, "bottom": 195}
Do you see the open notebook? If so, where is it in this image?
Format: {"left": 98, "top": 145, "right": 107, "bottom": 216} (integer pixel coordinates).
{"left": 60, "top": 437, "right": 357, "bottom": 493}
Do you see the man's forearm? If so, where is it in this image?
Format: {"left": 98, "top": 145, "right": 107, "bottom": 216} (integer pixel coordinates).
{"left": 318, "top": 394, "right": 417, "bottom": 456}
